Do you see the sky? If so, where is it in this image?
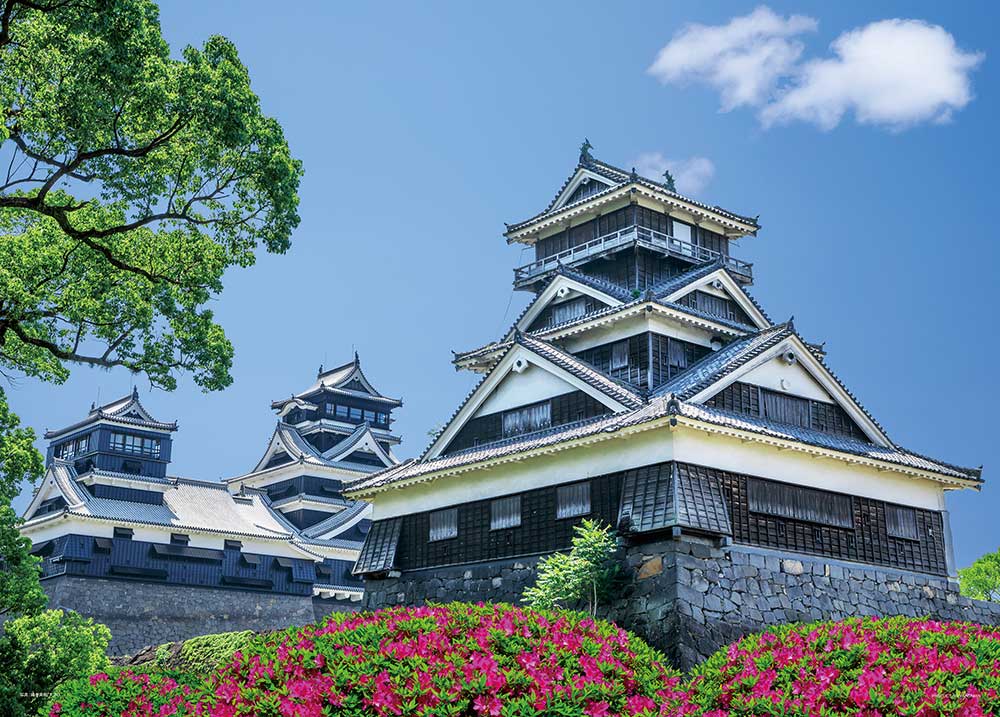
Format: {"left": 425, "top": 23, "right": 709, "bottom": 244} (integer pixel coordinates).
{"left": 9, "top": 1, "right": 999, "bottom": 568}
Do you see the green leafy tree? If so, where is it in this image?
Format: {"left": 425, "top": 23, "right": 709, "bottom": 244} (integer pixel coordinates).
{"left": 0, "top": 609, "right": 111, "bottom": 716}
{"left": 959, "top": 548, "right": 1000, "bottom": 601}
{"left": 0, "top": 388, "right": 46, "bottom": 616}
{"left": 523, "top": 519, "right": 619, "bottom": 617}
{"left": 0, "top": 0, "right": 301, "bottom": 612}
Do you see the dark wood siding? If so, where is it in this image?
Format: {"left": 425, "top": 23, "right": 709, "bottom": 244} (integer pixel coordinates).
{"left": 706, "top": 382, "right": 870, "bottom": 442}
{"left": 394, "top": 474, "right": 621, "bottom": 570}
{"left": 34, "top": 534, "right": 363, "bottom": 593}
{"left": 676, "top": 290, "right": 754, "bottom": 326}
{"left": 527, "top": 295, "right": 608, "bottom": 333}
{"left": 442, "top": 391, "right": 609, "bottom": 455}
{"left": 710, "top": 465, "right": 947, "bottom": 576}
{"left": 383, "top": 460, "right": 947, "bottom": 576}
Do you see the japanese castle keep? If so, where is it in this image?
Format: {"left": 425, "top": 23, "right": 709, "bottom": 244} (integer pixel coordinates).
{"left": 347, "top": 145, "right": 993, "bottom": 668}
{"left": 19, "top": 356, "right": 401, "bottom": 654}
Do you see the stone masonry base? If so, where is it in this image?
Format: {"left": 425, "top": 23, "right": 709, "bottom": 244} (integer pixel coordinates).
{"left": 43, "top": 576, "right": 320, "bottom": 655}
{"left": 365, "top": 538, "right": 1000, "bottom": 670}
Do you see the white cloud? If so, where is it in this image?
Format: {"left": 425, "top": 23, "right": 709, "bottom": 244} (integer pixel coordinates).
{"left": 633, "top": 153, "right": 716, "bottom": 195}
{"left": 761, "top": 19, "right": 984, "bottom": 130}
{"left": 648, "top": 6, "right": 817, "bottom": 110}
{"left": 648, "top": 8, "right": 983, "bottom": 131}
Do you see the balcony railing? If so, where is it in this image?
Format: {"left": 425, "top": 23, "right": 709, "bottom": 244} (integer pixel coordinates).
{"left": 513, "top": 225, "right": 753, "bottom": 287}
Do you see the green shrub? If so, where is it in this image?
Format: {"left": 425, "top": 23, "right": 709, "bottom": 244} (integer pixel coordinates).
{"left": 523, "top": 519, "right": 619, "bottom": 617}
{"left": 0, "top": 609, "right": 110, "bottom": 716}
{"left": 688, "top": 616, "right": 1000, "bottom": 716}
{"left": 49, "top": 603, "right": 689, "bottom": 716}
{"left": 178, "top": 630, "right": 257, "bottom": 672}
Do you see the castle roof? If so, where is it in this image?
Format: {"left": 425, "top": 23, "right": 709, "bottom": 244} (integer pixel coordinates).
{"left": 505, "top": 155, "right": 759, "bottom": 238}
{"left": 271, "top": 354, "right": 402, "bottom": 411}
{"left": 44, "top": 387, "right": 178, "bottom": 440}
{"left": 20, "top": 462, "right": 363, "bottom": 552}
{"left": 348, "top": 322, "right": 982, "bottom": 497}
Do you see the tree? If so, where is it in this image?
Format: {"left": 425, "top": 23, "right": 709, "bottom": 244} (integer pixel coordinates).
{"left": 0, "top": 0, "right": 300, "bottom": 611}
{"left": 523, "top": 519, "right": 618, "bottom": 617}
{"left": 0, "top": 388, "right": 46, "bottom": 616}
{"left": 0, "top": 609, "right": 111, "bottom": 716}
{"left": 959, "top": 548, "right": 1000, "bottom": 602}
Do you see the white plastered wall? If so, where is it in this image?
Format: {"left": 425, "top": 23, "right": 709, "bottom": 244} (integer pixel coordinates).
{"left": 558, "top": 312, "right": 718, "bottom": 355}
{"left": 740, "top": 357, "right": 835, "bottom": 403}
{"left": 476, "top": 365, "right": 578, "bottom": 416}
{"left": 371, "top": 422, "right": 947, "bottom": 519}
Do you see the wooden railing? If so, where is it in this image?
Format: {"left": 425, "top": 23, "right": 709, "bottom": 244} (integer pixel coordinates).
{"left": 513, "top": 225, "right": 753, "bottom": 286}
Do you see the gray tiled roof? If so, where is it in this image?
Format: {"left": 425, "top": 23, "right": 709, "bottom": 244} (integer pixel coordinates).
{"left": 455, "top": 262, "right": 765, "bottom": 368}
{"left": 653, "top": 324, "right": 793, "bottom": 400}
{"left": 674, "top": 401, "right": 981, "bottom": 482}
{"left": 302, "top": 500, "right": 369, "bottom": 540}
{"left": 353, "top": 517, "right": 400, "bottom": 574}
{"left": 516, "top": 333, "right": 645, "bottom": 409}
{"left": 346, "top": 386, "right": 981, "bottom": 496}
{"left": 508, "top": 158, "right": 759, "bottom": 233}
{"left": 44, "top": 389, "right": 177, "bottom": 439}
{"left": 271, "top": 355, "right": 402, "bottom": 411}
{"left": 619, "top": 462, "right": 732, "bottom": 536}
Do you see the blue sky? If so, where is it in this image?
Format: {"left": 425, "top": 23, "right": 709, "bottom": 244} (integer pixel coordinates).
{"left": 9, "top": 1, "right": 999, "bottom": 568}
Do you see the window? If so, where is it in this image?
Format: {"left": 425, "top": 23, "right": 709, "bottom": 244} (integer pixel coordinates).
{"left": 490, "top": 496, "right": 522, "bottom": 530}
{"left": 349, "top": 407, "right": 363, "bottom": 421}
{"left": 363, "top": 409, "right": 376, "bottom": 423}
{"left": 762, "top": 390, "right": 811, "bottom": 428}
{"left": 113, "top": 527, "right": 133, "bottom": 540}
{"left": 56, "top": 434, "right": 92, "bottom": 459}
{"left": 325, "top": 402, "right": 336, "bottom": 415}
{"left": 501, "top": 402, "right": 551, "bottom": 438}
{"left": 224, "top": 539, "right": 243, "bottom": 551}
{"left": 610, "top": 341, "right": 629, "bottom": 370}
{"left": 110, "top": 432, "right": 160, "bottom": 457}
{"left": 672, "top": 220, "right": 692, "bottom": 243}
{"left": 376, "top": 412, "right": 388, "bottom": 425}
{"left": 429, "top": 508, "right": 458, "bottom": 542}
{"left": 886, "top": 505, "right": 919, "bottom": 541}
{"left": 552, "top": 298, "right": 587, "bottom": 325}
{"left": 557, "top": 482, "right": 591, "bottom": 519}
{"left": 170, "top": 533, "right": 189, "bottom": 546}
{"left": 747, "top": 478, "right": 854, "bottom": 529}
{"left": 335, "top": 404, "right": 349, "bottom": 419}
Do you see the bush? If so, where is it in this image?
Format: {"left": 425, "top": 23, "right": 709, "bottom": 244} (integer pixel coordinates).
{"left": 523, "top": 519, "right": 619, "bottom": 617}
{"left": 50, "top": 603, "right": 689, "bottom": 716}
{"left": 0, "top": 609, "right": 110, "bottom": 716}
{"left": 49, "top": 670, "right": 201, "bottom": 717}
{"left": 178, "top": 630, "right": 258, "bottom": 673}
{"left": 48, "top": 611, "right": 1000, "bottom": 717}
{"left": 687, "top": 616, "right": 1000, "bottom": 716}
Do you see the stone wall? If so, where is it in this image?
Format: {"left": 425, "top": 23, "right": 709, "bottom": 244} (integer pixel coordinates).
{"left": 365, "top": 538, "right": 1000, "bottom": 671}
{"left": 43, "top": 576, "right": 318, "bottom": 655}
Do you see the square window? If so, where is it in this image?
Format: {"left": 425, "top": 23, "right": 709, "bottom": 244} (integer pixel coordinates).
{"left": 490, "top": 496, "right": 521, "bottom": 530}
{"left": 170, "top": 533, "right": 189, "bottom": 546}
{"left": 336, "top": 405, "right": 349, "bottom": 419}
{"left": 557, "top": 482, "right": 591, "bottom": 519}
{"left": 113, "top": 527, "right": 133, "bottom": 540}
{"left": 610, "top": 341, "right": 629, "bottom": 370}
{"left": 429, "top": 508, "right": 458, "bottom": 542}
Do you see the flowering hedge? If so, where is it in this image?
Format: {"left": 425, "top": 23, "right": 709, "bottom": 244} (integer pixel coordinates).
{"left": 48, "top": 610, "right": 1000, "bottom": 717}
{"left": 50, "top": 603, "right": 690, "bottom": 716}
{"left": 687, "top": 616, "right": 1000, "bottom": 716}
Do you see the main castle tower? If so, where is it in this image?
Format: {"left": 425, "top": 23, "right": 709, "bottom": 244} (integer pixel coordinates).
{"left": 347, "top": 143, "right": 987, "bottom": 668}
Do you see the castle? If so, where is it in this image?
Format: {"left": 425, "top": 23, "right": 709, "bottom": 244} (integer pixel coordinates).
{"left": 346, "top": 146, "right": 991, "bottom": 668}
{"left": 18, "top": 356, "right": 400, "bottom": 654}
{"left": 19, "top": 146, "right": 994, "bottom": 666}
